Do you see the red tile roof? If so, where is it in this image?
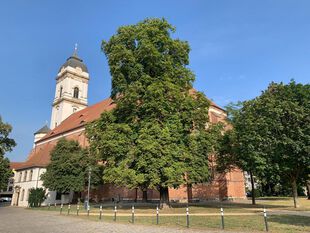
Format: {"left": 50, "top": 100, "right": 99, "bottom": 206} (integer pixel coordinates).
{"left": 10, "top": 162, "right": 25, "bottom": 170}
{"left": 189, "top": 88, "right": 225, "bottom": 111}
{"left": 18, "top": 93, "right": 225, "bottom": 170}
{"left": 38, "top": 98, "right": 115, "bottom": 143}
{"left": 13, "top": 143, "right": 56, "bottom": 170}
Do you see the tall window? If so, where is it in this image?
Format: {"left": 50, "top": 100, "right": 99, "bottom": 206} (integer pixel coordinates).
{"left": 73, "top": 87, "right": 79, "bottom": 98}
{"left": 18, "top": 172, "right": 22, "bottom": 182}
{"left": 59, "top": 86, "right": 63, "bottom": 97}
{"left": 29, "top": 170, "right": 33, "bottom": 181}
{"left": 23, "top": 171, "right": 27, "bottom": 182}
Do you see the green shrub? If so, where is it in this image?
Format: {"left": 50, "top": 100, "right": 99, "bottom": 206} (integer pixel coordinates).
{"left": 28, "top": 188, "right": 46, "bottom": 207}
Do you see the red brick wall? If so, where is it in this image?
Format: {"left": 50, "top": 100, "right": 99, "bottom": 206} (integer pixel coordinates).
{"left": 42, "top": 128, "right": 246, "bottom": 202}
{"left": 224, "top": 169, "right": 246, "bottom": 199}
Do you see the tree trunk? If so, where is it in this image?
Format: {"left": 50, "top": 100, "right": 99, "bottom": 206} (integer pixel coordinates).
{"left": 249, "top": 171, "right": 256, "bottom": 205}
{"left": 291, "top": 178, "right": 300, "bottom": 208}
{"left": 142, "top": 189, "right": 148, "bottom": 202}
{"left": 187, "top": 183, "right": 193, "bottom": 203}
{"left": 159, "top": 186, "right": 170, "bottom": 208}
{"left": 134, "top": 188, "right": 138, "bottom": 202}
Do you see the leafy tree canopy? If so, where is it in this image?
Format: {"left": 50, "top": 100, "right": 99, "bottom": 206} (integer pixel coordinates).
{"left": 0, "top": 116, "right": 16, "bottom": 156}
{"left": 217, "top": 80, "right": 310, "bottom": 207}
{"left": 254, "top": 81, "right": 310, "bottom": 207}
{"left": 87, "top": 18, "right": 223, "bottom": 204}
{"left": 41, "top": 138, "right": 101, "bottom": 194}
{"left": 28, "top": 187, "right": 46, "bottom": 207}
{"left": 0, "top": 116, "right": 16, "bottom": 190}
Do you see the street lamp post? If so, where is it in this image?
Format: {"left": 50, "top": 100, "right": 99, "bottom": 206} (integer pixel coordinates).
{"left": 85, "top": 167, "right": 91, "bottom": 209}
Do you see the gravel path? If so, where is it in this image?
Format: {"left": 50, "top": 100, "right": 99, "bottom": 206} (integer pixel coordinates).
{"left": 0, "top": 206, "right": 234, "bottom": 233}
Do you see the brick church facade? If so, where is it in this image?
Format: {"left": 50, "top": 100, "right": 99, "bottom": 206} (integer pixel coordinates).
{"left": 12, "top": 49, "right": 245, "bottom": 206}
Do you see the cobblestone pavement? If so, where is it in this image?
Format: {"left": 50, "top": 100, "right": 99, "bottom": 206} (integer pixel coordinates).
{"left": 0, "top": 206, "right": 234, "bottom": 233}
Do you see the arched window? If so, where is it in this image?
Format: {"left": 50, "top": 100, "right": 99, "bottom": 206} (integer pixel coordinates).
{"left": 29, "top": 170, "right": 33, "bottom": 181}
{"left": 23, "top": 171, "right": 27, "bottom": 182}
{"left": 60, "top": 86, "right": 63, "bottom": 97}
{"left": 73, "top": 87, "right": 79, "bottom": 98}
{"left": 18, "top": 172, "right": 22, "bottom": 182}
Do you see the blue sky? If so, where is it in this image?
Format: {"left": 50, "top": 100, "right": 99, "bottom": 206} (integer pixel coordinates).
{"left": 1, "top": 0, "right": 309, "bottom": 161}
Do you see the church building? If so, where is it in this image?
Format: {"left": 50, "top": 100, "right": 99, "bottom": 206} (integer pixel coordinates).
{"left": 11, "top": 48, "right": 245, "bottom": 207}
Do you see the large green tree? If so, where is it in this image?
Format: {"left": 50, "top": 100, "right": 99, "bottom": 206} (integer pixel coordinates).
{"left": 87, "top": 18, "right": 222, "bottom": 206}
{"left": 0, "top": 116, "right": 16, "bottom": 190}
{"left": 41, "top": 138, "right": 100, "bottom": 197}
{"left": 255, "top": 81, "right": 310, "bottom": 207}
{"left": 218, "top": 81, "right": 310, "bottom": 207}
{"left": 217, "top": 101, "right": 270, "bottom": 205}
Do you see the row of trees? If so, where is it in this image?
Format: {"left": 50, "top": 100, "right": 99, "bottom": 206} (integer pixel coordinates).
{"left": 41, "top": 18, "right": 309, "bottom": 208}
{"left": 0, "top": 18, "right": 307, "bottom": 209}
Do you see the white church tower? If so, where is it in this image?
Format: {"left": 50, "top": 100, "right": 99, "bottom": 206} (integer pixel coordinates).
{"left": 50, "top": 45, "right": 89, "bottom": 129}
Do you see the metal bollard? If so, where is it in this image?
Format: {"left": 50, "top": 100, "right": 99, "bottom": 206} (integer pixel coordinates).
{"left": 156, "top": 205, "right": 159, "bottom": 225}
{"left": 48, "top": 203, "right": 50, "bottom": 210}
{"left": 87, "top": 204, "right": 90, "bottom": 217}
{"left": 77, "top": 204, "right": 79, "bottom": 216}
{"left": 99, "top": 205, "right": 103, "bottom": 220}
{"left": 263, "top": 207, "right": 269, "bottom": 232}
{"left": 186, "top": 207, "right": 190, "bottom": 228}
{"left": 60, "top": 203, "right": 63, "bottom": 214}
{"left": 114, "top": 205, "right": 117, "bottom": 221}
{"left": 220, "top": 207, "right": 224, "bottom": 229}
{"left": 67, "top": 204, "right": 71, "bottom": 215}
{"left": 132, "top": 205, "right": 135, "bottom": 224}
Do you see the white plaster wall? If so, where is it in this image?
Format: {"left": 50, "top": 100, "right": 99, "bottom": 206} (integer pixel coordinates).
{"left": 12, "top": 168, "right": 45, "bottom": 207}
{"left": 12, "top": 167, "right": 73, "bottom": 207}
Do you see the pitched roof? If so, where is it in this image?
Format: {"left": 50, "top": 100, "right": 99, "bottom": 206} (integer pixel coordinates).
{"left": 20, "top": 92, "right": 225, "bottom": 170}
{"left": 15, "top": 143, "right": 56, "bottom": 170}
{"left": 10, "top": 162, "right": 25, "bottom": 170}
{"left": 189, "top": 88, "right": 225, "bottom": 111}
{"left": 37, "top": 98, "right": 115, "bottom": 143}
{"left": 34, "top": 125, "right": 51, "bottom": 135}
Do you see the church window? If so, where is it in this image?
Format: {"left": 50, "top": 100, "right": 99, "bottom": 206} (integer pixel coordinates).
{"left": 18, "top": 172, "right": 22, "bottom": 182}
{"left": 60, "top": 86, "right": 63, "bottom": 97}
{"left": 29, "top": 170, "right": 33, "bottom": 181}
{"left": 73, "top": 87, "right": 79, "bottom": 98}
{"left": 23, "top": 171, "right": 28, "bottom": 182}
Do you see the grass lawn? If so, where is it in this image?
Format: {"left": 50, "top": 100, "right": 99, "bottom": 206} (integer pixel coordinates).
{"left": 30, "top": 197, "right": 310, "bottom": 232}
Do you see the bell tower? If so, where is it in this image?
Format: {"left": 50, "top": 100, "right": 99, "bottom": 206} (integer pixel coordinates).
{"left": 50, "top": 45, "right": 89, "bottom": 129}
